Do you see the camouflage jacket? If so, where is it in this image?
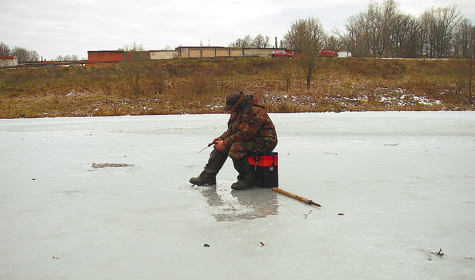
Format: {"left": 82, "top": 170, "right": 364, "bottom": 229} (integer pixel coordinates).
{"left": 220, "top": 93, "right": 277, "bottom": 152}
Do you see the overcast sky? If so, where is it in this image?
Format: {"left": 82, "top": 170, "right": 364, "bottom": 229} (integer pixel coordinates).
{"left": 1, "top": 0, "right": 474, "bottom": 60}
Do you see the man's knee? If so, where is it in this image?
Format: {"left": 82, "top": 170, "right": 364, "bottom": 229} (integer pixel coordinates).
{"left": 228, "top": 142, "right": 248, "bottom": 160}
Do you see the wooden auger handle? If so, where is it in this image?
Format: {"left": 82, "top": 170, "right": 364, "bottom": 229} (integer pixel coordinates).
{"left": 272, "top": 187, "right": 322, "bottom": 207}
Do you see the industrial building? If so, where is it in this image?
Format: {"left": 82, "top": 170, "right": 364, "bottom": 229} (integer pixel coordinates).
{"left": 87, "top": 47, "right": 295, "bottom": 62}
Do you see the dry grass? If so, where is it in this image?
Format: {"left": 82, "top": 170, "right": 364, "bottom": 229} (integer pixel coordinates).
{"left": 0, "top": 58, "right": 473, "bottom": 118}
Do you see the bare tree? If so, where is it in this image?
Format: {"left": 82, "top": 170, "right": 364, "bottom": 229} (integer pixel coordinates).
{"left": 468, "top": 59, "right": 474, "bottom": 104}
{"left": 11, "top": 47, "right": 39, "bottom": 62}
{"left": 454, "top": 59, "right": 474, "bottom": 104}
{"left": 283, "top": 17, "right": 327, "bottom": 89}
{"left": 55, "top": 54, "right": 80, "bottom": 61}
{"left": 381, "top": 0, "right": 403, "bottom": 57}
{"left": 340, "top": 1, "right": 469, "bottom": 58}
{"left": 229, "top": 35, "right": 253, "bottom": 48}
{"left": 229, "top": 34, "right": 270, "bottom": 48}
{"left": 119, "top": 42, "right": 146, "bottom": 52}
{"left": 344, "top": 11, "right": 373, "bottom": 56}
{"left": 345, "top": 0, "right": 402, "bottom": 57}
{"left": 421, "top": 5, "right": 462, "bottom": 58}
{"left": 392, "top": 15, "right": 422, "bottom": 57}
{"left": 326, "top": 34, "right": 343, "bottom": 51}
{"left": 0, "top": 42, "right": 11, "bottom": 56}
{"left": 455, "top": 18, "right": 474, "bottom": 58}
{"left": 366, "top": 1, "right": 384, "bottom": 56}
{"left": 229, "top": 38, "right": 245, "bottom": 48}
{"left": 253, "top": 34, "right": 270, "bottom": 48}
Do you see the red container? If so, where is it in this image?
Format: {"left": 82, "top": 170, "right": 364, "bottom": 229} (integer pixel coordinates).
{"left": 248, "top": 152, "right": 278, "bottom": 188}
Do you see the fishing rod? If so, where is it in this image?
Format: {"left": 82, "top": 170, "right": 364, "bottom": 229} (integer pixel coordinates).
{"left": 197, "top": 142, "right": 214, "bottom": 154}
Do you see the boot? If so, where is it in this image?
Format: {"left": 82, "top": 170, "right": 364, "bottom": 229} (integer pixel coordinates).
{"left": 190, "top": 150, "right": 227, "bottom": 186}
{"left": 231, "top": 157, "right": 253, "bottom": 190}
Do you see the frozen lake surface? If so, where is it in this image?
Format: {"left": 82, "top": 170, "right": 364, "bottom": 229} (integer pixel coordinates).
{"left": 1, "top": 112, "right": 474, "bottom": 279}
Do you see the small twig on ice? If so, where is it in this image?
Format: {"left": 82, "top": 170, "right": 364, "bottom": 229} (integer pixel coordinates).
{"left": 436, "top": 248, "right": 444, "bottom": 257}
{"left": 303, "top": 209, "right": 312, "bottom": 219}
{"left": 428, "top": 248, "right": 444, "bottom": 261}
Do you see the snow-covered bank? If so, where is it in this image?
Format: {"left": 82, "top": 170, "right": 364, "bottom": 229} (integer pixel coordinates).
{"left": 1, "top": 112, "right": 474, "bottom": 279}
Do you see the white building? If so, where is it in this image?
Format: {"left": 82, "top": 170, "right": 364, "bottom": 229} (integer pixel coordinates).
{"left": 0, "top": 56, "right": 18, "bottom": 67}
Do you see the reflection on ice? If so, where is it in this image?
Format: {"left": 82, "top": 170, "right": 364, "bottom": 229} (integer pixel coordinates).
{"left": 197, "top": 184, "right": 278, "bottom": 221}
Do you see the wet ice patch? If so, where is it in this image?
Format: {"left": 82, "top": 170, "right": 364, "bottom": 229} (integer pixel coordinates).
{"left": 195, "top": 181, "right": 279, "bottom": 222}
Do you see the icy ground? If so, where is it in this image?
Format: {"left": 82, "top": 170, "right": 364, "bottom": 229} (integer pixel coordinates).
{"left": 1, "top": 112, "right": 474, "bottom": 280}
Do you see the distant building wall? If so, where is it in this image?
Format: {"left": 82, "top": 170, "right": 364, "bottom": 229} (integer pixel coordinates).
{"left": 177, "top": 48, "right": 187, "bottom": 58}
{"left": 214, "top": 48, "right": 243, "bottom": 57}
{"left": 243, "top": 48, "right": 286, "bottom": 57}
{"left": 229, "top": 49, "right": 242, "bottom": 57}
{"left": 150, "top": 50, "right": 177, "bottom": 60}
{"left": 216, "top": 49, "right": 230, "bottom": 57}
{"left": 177, "top": 47, "right": 246, "bottom": 58}
{"left": 88, "top": 51, "right": 124, "bottom": 62}
{"left": 87, "top": 47, "right": 297, "bottom": 62}
{"left": 189, "top": 49, "right": 201, "bottom": 58}
{"left": 202, "top": 49, "right": 215, "bottom": 58}
{"left": 88, "top": 51, "right": 154, "bottom": 62}
{"left": 0, "top": 56, "right": 18, "bottom": 67}
{"left": 176, "top": 47, "right": 288, "bottom": 58}
{"left": 125, "top": 51, "right": 149, "bottom": 61}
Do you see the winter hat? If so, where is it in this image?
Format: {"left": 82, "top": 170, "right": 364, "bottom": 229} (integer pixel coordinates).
{"left": 223, "top": 92, "right": 242, "bottom": 111}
